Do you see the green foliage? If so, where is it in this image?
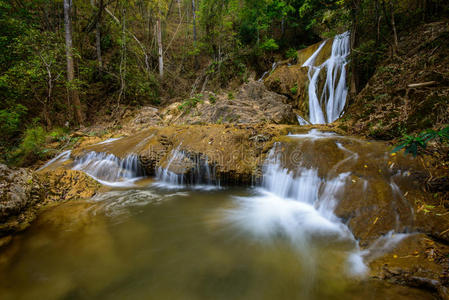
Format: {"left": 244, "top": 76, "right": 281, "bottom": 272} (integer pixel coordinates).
{"left": 0, "top": 104, "right": 27, "bottom": 145}
{"left": 286, "top": 48, "right": 298, "bottom": 60}
{"left": 290, "top": 83, "right": 298, "bottom": 95}
{"left": 392, "top": 126, "right": 449, "bottom": 156}
{"left": 209, "top": 94, "right": 217, "bottom": 104}
{"left": 13, "top": 126, "right": 47, "bottom": 164}
{"left": 259, "top": 38, "right": 279, "bottom": 52}
{"left": 227, "top": 92, "right": 235, "bottom": 100}
{"left": 48, "top": 127, "right": 69, "bottom": 142}
{"left": 178, "top": 94, "right": 203, "bottom": 111}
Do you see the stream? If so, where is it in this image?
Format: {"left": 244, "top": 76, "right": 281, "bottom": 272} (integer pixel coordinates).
{"left": 0, "top": 130, "right": 433, "bottom": 299}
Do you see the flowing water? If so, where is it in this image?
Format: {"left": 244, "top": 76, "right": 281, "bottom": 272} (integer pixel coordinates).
{"left": 0, "top": 130, "right": 430, "bottom": 299}
{"left": 303, "top": 32, "right": 350, "bottom": 124}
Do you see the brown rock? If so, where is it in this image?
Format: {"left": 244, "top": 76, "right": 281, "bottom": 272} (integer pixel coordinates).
{"left": 0, "top": 164, "right": 44, "bottom": 236}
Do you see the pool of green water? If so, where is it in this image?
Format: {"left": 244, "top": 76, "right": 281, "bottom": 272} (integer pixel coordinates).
{"left": 0, "top": 186, "right": 433, "bottom": 300}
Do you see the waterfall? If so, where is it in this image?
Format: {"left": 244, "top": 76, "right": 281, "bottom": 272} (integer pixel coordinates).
{"left": 72, "top": 151, "right": 146, "bottom": 186}
{"left": 155, "top": 146, "right": 219, "bottom": 189}
{"left": 296, "top": 115, "right": 311, "bottom": 126}
{"left": 225, "top": 141, "right": 366, "bottom": 276}
{"left": 303, "top": 32, "right": 350, "bottom": 124}
{"left": 258, "top": 62, "right": 279, "bottom": 82}
{"left": 37, "top": 150, "right": 72, "bottom": 171}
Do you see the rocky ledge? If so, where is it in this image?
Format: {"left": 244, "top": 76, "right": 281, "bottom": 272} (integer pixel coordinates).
{"left": 0, "top": 164, "right": 101, "bottom": 239}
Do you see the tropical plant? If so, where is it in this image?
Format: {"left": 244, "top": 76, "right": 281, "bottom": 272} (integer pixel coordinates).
{"left": 392, "top": 126, "right": 449, "bottom": 156}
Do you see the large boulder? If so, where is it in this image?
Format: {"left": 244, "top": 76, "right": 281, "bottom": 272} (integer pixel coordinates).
{"left": 0, "top": 164, "right": 44, "bottom": 235}
{"left": 0, "top": 164, "right": 102, "bottom": 237}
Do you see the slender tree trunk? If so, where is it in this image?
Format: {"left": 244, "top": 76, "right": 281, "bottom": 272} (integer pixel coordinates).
{"left": 350, "top": 0, "right": 361, "bottom": 95}
{"left": 157, "top": 17, "right": 164, "bottom": 77}
{"left": 118, "top": 4, "right": 126, "bottom": 107}
{"left": 91, "top": 0, "right": 103, "bottom": 70}
{"left": 192, "top": 0, "right": 197, "bottom": 43}
{"left": 177, "top": 0, "right": 181, "bottom": 19}
{"left": 281, "top": 17, "right": 285, "bottom": 37}
{"left": 390, "top": 2, "right": 399, "bottom": 53}
{"left": 64, "top": 0, "right": 83, "bottom": 126}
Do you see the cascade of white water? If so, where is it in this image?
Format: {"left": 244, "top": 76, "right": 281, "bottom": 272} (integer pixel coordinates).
{"left": 37, "top": 150, "right": 72, "bottom": 171}
{"left": 155, "top": 146, "right": 219, "bottom": 189}
{"left": 224, "top": 135, "right": 374, "bottom": 277}
{"left": 72, "top": 151, "right": 145, "bottom": 186}
{"left": 302, "top": 32, "right": 350, "bottom": 124}
{"left": 258, "top": 62, "right": 279, "bottom": 82}
{"left": 155, "top": 147, "right": 187, "bottom": 186}
{"left": 296, "top": 115, "right": 311, "bottom": 126}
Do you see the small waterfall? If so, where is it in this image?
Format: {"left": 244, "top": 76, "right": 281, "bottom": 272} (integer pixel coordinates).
{"left": 37, "top": 150, "right": 72, "bottom": 171}
{"left": 303, "top": 32, "right": 350, "bottom": 124}
{"left": 258, "top": 62, "right": 279, "bottom": 82}
{"left": 225, "top": 141, "right": 365, "bottom": 276}
{"left": 296, "top": 115, "right": 311, "bottom": 126}
{"left": 72, "top": 151, "right": 146, "bottom": 186}
{"left": 155, "top": 146, "right": 219, "bottom": 189}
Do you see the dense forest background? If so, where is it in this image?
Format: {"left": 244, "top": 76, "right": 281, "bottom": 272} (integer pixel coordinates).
{"left": 0, "top": 0, "right": 448, "bottom": 165}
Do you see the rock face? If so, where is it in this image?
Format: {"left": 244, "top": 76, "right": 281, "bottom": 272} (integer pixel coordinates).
{"left": 0, "top": 164, "right": 44, "bottom": 236}
{"left": 161, "top": 80, "right": 296, "bottom": 125}
{"left": 0, "top": 164, "right": 101, "bottom": 237}
{"left": 37, "top": 169, "right": 101, "bottom": 203}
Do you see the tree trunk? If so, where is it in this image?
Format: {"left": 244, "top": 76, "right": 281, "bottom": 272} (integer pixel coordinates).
{"left": 177, "top": 0, "right": 181, "bottom": 19}
{"left": 157, "top": 17, "right": 164, "bottom": 77}
{"left": 192, "top": 0, "right": 197, "bottom": 43}
{"left": 390, "top": 2, "right": 399, "bottom": 53}
{"left": 45, "top": 75, "right": 53, "bottom": 129}
{"left": 91, "top": 0, "right": 103, "bottom": 70}
{"left": 350, "top": 0, "right": 361, "bottom": 95}
{"left": 64, "top": 0, "right": 83, "bottom": 126}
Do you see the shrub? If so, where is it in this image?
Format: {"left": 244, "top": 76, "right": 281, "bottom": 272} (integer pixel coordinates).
{"left": 286, "top": 48, "right": 298, "bottom": 60}
{"left": 290, "top": 83, "right": 298, "bottom": 95}
{"left": 392, "top": 126, "right": 449, "bottom": 156}
{"left": 178, "top": 94, "right": 203, "bottom": 111}
{"left": 259, "top": 39, "right": 279, "bottom": 52}
{"left": 14, "top": 126, "right": 47, "bottom": 164}
{"left": 209, "top": 94, "right": 217, "bottom": 104}
{"left": 0, "top": 104, "right": 27, "bottom": 145}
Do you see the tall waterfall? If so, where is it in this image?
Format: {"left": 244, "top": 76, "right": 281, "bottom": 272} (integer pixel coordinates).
{"left": 303, "top": 32, "right": 350, "bottom": 124}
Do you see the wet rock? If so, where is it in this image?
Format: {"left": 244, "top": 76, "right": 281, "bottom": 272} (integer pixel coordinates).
{"left": 72, "top": 124, "right": 296, "bottom": 185}
{"left": 37, "top": 169, "right": 101, "bottom": 203}
{"left": 0, "top": 164, "right": 44, "bottom": 236}
{"left": 368, "top": 233, "right": 449, "bottom": 299}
